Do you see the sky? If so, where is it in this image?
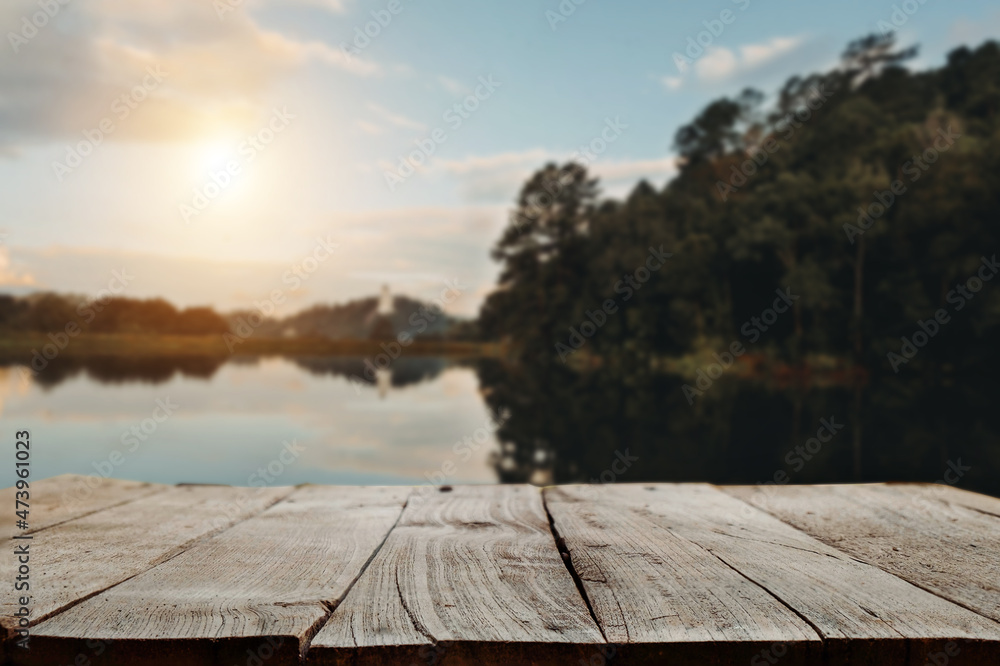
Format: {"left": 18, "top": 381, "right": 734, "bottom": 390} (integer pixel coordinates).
{"left": 1, "top": 0, "right": 998, "bottom": 317}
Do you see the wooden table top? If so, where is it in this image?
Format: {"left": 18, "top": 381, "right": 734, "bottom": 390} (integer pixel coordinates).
{"left": 2, "top": 476, "right": 998, "bottom": 665}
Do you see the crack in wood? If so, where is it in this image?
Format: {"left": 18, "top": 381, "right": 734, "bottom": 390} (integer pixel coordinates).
{"left": 542, "top": 491, "right": 609, "bottom": 644}
{"left": 298, "top": 491, "right": 414, "bottom": 663}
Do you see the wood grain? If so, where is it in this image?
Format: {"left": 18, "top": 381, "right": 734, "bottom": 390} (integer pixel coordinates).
{"left": 307, "top": 485, "right": 605, "bottom": 666}
{"left": 881, "top": 483, "right": 1000, "bottom": 519}
{"left": 0, "top": 484, "right": 291, "bottom": 657}
{"left": 23, "top": 486, "right": 410, "bottom": 666}
{"left": 1, "top": 474, "right": 165, "bottom": 536}
{"left": 723, "top": 484, "right": 1000, "bottom": 627}
{"left": 546, "top": 484, "right": 826, "bottom": 665}
{"left": 565, "top": 484, "right": 1000, "bottom": 664}
{"left": 4, "top": 479, "right": 998, "bottom": 664}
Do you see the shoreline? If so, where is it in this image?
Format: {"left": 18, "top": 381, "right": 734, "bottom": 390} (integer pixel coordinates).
{"left": 0, "top": 334, "right": 503, "bottom": 360}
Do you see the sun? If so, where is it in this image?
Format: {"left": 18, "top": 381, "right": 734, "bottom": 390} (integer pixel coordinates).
{"left": 197, "top": 139, "right": 239, "bottom": 173}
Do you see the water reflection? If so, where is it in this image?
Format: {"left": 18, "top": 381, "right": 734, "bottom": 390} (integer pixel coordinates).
{"left": 1, "top": 356, "right": 498, "bottom": 487}
{"left": 5, "top": 355, "right": 228, "bottom": 387}
{"left": 3, "top": 353, "right": 997, "bottom": 497}
{"left": 476, "top": 360, "right": 1000, "bottom": 497}
{"left": 0, "top": 355, "right": 449, "bottom": 391}
{"left": 293, "top": 357, "right": 448, "bottom": 393}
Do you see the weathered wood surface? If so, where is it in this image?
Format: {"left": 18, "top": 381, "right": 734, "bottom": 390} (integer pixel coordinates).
{"left": 24, "top": 486, "right": 409, "bottom": 666}
{"left": 0, "top": 474, "right": 165, "bottom": 536}
{"left": 883, "top": 482, "right": 1000, "bottom": 518}
{"left": 307, "top": 485, "right": 606, "bottom": 665}
{"left": 545, "top": 484, "right": 820, "bottom": 664}
{"left": 724, "top": 484, "right": 1000, "bottom": 626}
{"left": 1, "top": 476, "right": 998, "bottom": 665}
{"left": 547, "top": 484, "right": 1000, "bottom": 665}
{"left": 0, "top": 483, "right": 291, "bottom": 656}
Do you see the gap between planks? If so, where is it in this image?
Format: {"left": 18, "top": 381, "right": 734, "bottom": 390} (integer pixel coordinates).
{"left": 297, "top": 491, "right": 413, "bottom": 664}
{"left": 541, "top": 492, "right": 610, "bottom": 644}
{"left": 2, "top": 483, "right": 295, "bottom": 661}
{"left": 11, "top": 481, "right": 1000, "bottom": 665}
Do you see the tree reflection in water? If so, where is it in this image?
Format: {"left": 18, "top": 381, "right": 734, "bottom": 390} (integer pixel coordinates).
{"left": 475, "top": 359, "right": 1000, "bottom": 498}
{"left": 5, "top": 353, "right": 997, "bottom": 497}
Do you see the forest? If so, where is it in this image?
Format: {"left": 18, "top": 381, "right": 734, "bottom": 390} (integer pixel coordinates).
{"left": 5, "top": 36, "right": 1000, "bottom": 382}
{"left": 0, "top": 293, "right": 466, "bottom": 340}
{"left": 479, "top": 35, "right": 1000, "bottom": 378}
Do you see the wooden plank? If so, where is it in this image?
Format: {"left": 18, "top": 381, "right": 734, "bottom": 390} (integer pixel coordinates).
{"left": 1, "top": 474, "right": 166, "bottom": 536}
{"left": 882, "top": 483, "right": 1000, "bottom": 519}
{"left": 545, "top": 484, "right": 824, "bottom": 665}
{"left": 557, "top": 484, "right": 1000, "bottom": 664}
{"left": 22, "top": 486, "right": 410, "bottom": 666}
{"left": 723, "top": 484, "right": 1000, "bottom": 627}
{"left": 0, "top": 484, "right": 291, "bottom": 657}
{"left": 307, "top": 485, "right": 605, "bottom": 665}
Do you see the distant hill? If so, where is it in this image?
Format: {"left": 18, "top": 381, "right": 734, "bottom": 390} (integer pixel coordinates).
{"left": 233, "top": 295, "right": 468, "bottom": 340}
{"left": 0, "top": 291, "right": 476, "bottom": 341}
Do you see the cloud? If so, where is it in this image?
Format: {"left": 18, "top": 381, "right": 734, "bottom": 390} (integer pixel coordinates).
{"left": 290, "top": 38, "right": 380, "bottom": 76}
{"left": 435, "top": 149, "right": 554, "bottom": 176}
{"left": 438, "top": 76, "right": 468, "bottom": 95}
{"left": 591, "top": 157, "right": 677, "bottom": 183}
{"left": 9, "top": 206, "right": 508, "bottom": 316}
{"left": 366, "top": 103, "right": 427, "bottom": 131}
{"left": 0, "top": 248, "right": 36, "bottom": 287}
{"left": 698, "top": 36, "right": 804, "bottom": 82}
{"left": 740, "top": 36, "right": 803, "bottom": 69}
{"left": 432, "top": 149, "right": 555, "bottom": 202}
{"left": 947, "top": 10, "right": 1000, "bottom": 50}
{"left": 356, "top": 120, "right": 384, "bottom": 135}
{"left": 665, "top": 35, "right": 805, "bottom": 89}
{"left": 661, "top": 76, "right": 684, "bottom": 91}
{"left": 696, "top": 48, "right": 741, "bottom": 81}
{"left": 428, "top": 150, "right": 677, "bottom": 203}
{"left": 0, "top": 0, "right": 378, "bottom": 149}
{"left": 261, "top": 0, "right": 351, "bottom": 12}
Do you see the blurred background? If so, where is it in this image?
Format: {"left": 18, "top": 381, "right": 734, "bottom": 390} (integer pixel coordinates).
{"left": 2, "top": 1, "right": 999, "bottom": 496}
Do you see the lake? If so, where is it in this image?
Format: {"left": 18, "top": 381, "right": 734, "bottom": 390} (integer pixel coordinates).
{"left": 3, "top": 355, "right": 998, "bottom": 497}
